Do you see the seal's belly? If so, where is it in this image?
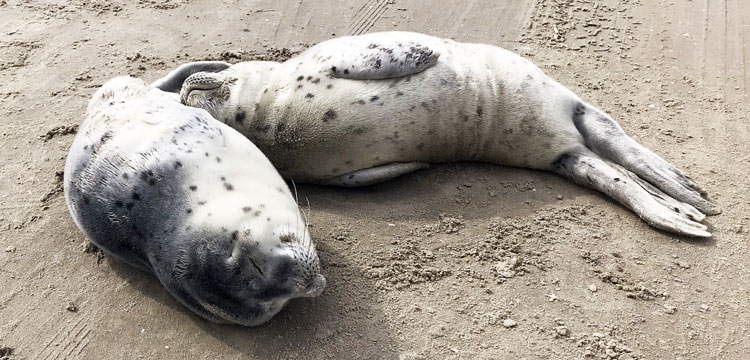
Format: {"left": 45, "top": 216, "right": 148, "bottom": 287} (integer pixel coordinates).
{"left": 262, "top": 42, "right": 584, "bottom": 181}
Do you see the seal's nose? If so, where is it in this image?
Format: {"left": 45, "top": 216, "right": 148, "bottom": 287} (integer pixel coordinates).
{"left": 302, "top": 274, "right": 326, "bottom": 297}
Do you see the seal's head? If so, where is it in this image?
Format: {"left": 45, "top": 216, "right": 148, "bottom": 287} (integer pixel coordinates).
{"left": 172, "top": 220, "right": 326, "bottom": 326}
{"left": 179, "top": 71, "right": 237, "bottom": 121}
{"left": 68, "top": 76, "right": 325, "bottom": 326}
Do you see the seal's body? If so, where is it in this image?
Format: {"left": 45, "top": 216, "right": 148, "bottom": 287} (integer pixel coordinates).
{"left": 156, "top": 31, "right": 720, "bottom": 237}
{"left": 64, "top": 77, "right": 324, "bottom": 326}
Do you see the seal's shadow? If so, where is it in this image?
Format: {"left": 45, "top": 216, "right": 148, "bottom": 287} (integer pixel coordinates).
{"left": 294, "top": 162, "right": 717, "bottom": 245}
{"left": 295, "top": 162, "right": 586, "bottom": 221}
{"left": 109, "top": 237, "right": 399, "bottom": 358}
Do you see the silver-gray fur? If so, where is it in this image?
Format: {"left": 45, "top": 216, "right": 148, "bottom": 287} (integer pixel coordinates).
{"left": 155, "top": 31, "right": 720, "bottom": 237}
{"left": 64, "top": 76, "right": 325, "bottom": 326}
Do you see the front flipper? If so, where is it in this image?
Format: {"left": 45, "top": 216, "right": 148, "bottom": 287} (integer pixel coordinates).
{"left": 152, "top": 61, "right": 231, "bottom": 93}
{"left": 324, "top": 162, "right": 429, "bottom": 187}
{"left": 314, "top": 37, "right": 440, "bottom": 80}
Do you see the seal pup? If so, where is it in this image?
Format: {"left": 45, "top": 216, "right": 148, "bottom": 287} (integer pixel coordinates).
{"left": 155, "top": 31, "right": 720, "bottom": 237}
{"left": 64, "top": 76, "right": 325, "bottom": 326}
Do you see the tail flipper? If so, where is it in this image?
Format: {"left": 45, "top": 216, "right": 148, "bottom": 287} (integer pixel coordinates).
{"left": 572, "top": 103, "right": 720, "bottom": 215}
{"left": 552, "top": 149, "right": 711, "bottom": 237}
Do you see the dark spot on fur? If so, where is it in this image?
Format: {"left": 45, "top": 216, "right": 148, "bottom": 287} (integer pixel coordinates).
{"left": 477, "top": 106, "right": 483, "bottom": 117}
{"left": 122, "top": 173, "right": 129, "bottom": 179}
{"left": 574, "top": 103, "right": 586, "bottom": 117}
{"left": 297, "top": 75, "right": 304, "bottom": 81}
{"left": 242, "top": 206, "right": 252, "bottom": 213}
{"left": 189, "top": 185, "right": 197, "bottom": 191}
{"left": 231, "top": 230, "right": 239, "bottom": 240}
{"left": 326, "top": 84, "right": 333, "bottom": 89}
{"left": 343, "top": 69, "right": 349, "bottom": 75}
{"left": 126, "top": 202, "right": 135, "bottom": 210}
{"left": 296, "top": 84, "right": 303, "bottom": 90}
{"left": 186, "top": 208, "right": 193, "bottom": 214}
{"left": 370, "top": 96, "right": 379, "bottom": 102}
{"left": 235, "top": 111, "right": 246, "bottom": 124}
{"left": 305, "top": 93, "right": 314, "bottom": 99}
{"left": 132, "top": 192, "right": 141, "bottom": 201}
{"left": 331, "top": 66, "right": 337, "bottom": 73}
{"left": 396, "top": 91, "right": 404, "bottom": 96}
{"left": 100, "top": 131, "right": 113, "bottom": 144}
{"left": 140, "top": 170, "right": 157, "bottom": 186}
{"left": 345, "top": 160, "right": 352, "bottom": 165}
{"left": 306, "top": 76, "right": 312, "bottom": 81}
{"left": 323, "top": 109, "right": 337, "bottom": 122}
{"left": 174, "top": 161, "right": 182, "bottom": 169}
{"left": 614, "top": 177, "right": 620, "bottom": 182}
{"left": 224, "top": 183, "right": 234, "bottom": 191}
{"left": 198, "top": 201, "right": 206, "bottom": 206}
{"left": 216, "top": 156, "right": 222, "bottom": 163}
{"left": 115, "top": 200, "right": 123, "bottom": 208}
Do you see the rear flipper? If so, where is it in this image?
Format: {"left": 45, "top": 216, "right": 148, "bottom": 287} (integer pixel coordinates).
{"left": 573, "top": 103, "right": 720, "bottom": 215}
{"left": 552, "top": 149, "right": 711, "bottom": 237}
{"left": 323, "top": 162, "right": 429, "bottom": 187}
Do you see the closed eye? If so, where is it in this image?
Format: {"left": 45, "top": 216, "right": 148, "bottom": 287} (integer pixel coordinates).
{"left": 249, "top": 257, "right": 264, "bottom": 276}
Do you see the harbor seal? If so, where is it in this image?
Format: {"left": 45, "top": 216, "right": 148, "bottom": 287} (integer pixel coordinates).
{"left": 155, "top": 31, "right": 720, "bottom": 237}
{"left": 64, "top": 76, "right": 325, "bottom": 326}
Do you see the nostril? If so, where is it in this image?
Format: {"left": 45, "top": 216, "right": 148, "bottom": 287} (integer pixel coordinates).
{"left": 279, "top": 233, "right": 295, "bottom": 243}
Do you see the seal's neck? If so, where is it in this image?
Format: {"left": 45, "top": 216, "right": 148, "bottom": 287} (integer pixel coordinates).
{"left": 223, "top": 61, "right": 280, "bottom": 126}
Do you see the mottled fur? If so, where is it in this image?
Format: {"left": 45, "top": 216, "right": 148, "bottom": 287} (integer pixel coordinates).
{"left": 64, "top": 77, "right": 324, "bottom": 326}
{"left": 156, "top": 32, "right": 720, "bottom": 237}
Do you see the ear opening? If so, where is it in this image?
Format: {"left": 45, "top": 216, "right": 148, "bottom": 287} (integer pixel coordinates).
{"left": 151, "top": 61, "right": 231, "bottom": 93}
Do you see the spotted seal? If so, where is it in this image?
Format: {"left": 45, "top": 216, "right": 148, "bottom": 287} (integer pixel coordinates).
{"left": 63, "top": 76, "right": 325, "bottom": 326}
{"left": 155, "top": 31, "right": 720, "bottom": 237}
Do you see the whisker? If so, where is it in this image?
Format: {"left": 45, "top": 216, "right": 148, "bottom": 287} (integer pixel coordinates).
{"left": 303, "top": 197, "right": 312, "bottom": 249}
